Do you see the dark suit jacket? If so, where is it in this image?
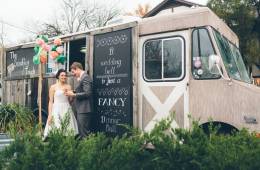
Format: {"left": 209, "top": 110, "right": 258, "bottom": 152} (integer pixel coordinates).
{"left": 73, "top": 72, "right": 93, "bottom": 114}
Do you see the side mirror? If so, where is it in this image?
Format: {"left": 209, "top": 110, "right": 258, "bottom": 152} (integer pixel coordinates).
{"left": 208, "top": 54, "right": 231, "bottom": 81}
{"left": 208, "top": 54, "right": 221, "bottom": 75}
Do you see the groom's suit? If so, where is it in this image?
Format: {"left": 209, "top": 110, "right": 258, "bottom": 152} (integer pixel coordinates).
{"left": 73, "top": 72, "right": 93, "bottom": 138}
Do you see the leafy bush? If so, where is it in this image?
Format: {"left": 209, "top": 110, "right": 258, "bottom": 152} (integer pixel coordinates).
{"left": 0, "top": 104, "right": 35, "bottom": 136}
{"left": 42, "top": 130, "right": 80, "bottom": 170}
{"left": 78, "top": 133, "right": 110, "bottom": 170}
{"left": 0, "top": 114, "right": 79, "bottom": 170}
{"left": 1, "top": 128, "right": 46, "bottom": 170}
{"left": 1, "top": 116, "right": 260, "bottom": 170}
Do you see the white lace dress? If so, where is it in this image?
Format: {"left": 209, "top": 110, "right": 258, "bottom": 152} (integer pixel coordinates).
{"left": 43, "top": 89, "right": 78, "bottom": 138}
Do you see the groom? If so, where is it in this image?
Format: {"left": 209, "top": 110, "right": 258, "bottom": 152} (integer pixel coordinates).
{"left": 65, "top": 62, "right": 93, "bottom": 138}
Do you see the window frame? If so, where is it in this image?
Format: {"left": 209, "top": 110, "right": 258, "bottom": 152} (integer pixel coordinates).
{"left": 143, "top": 36, "right": 186, "bottom": 82}
{"left": 191, "top": 27, "right": 221, "bottom": 80}
{"left": 212, "top": 28, "right": 251, "bottom": 83}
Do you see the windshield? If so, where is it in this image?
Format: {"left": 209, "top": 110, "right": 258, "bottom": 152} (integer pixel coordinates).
{"left": 213, "top": 30, "right": 251, "bottom": 83}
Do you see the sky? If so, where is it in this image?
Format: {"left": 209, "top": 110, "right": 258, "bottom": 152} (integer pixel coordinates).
{"left": 0, "top": 0, "right": 208, "bottom": 45}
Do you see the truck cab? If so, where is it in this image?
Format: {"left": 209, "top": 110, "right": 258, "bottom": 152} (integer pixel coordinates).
{"left": 138, "top": 7, "right": 260, "bottom": 133}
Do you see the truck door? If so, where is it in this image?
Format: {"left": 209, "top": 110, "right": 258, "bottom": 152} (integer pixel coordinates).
{"left": 139, "top": 30, "right": 190, "bottom": 131}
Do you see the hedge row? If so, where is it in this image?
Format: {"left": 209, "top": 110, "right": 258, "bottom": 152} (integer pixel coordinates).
{"left": 1, "top": 117, "right": 260, "bottom": 170}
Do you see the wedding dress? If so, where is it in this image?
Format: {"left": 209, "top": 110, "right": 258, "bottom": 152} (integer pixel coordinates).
{"left": 43, "top": 88, "right": 78, "bottom": 138}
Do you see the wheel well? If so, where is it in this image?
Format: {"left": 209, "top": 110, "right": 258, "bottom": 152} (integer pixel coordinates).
{"left": 200, "top": 121, "right": 239, "bottom": 135}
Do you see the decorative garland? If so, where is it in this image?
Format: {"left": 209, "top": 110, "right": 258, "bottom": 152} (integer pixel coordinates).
{"left": 33, "top": 35, "right": 50, "bottom": 64}
{"left": 50, "top": 38, "right": 66, "bottom": 64}
{"left": 33, "top": 35, "right": 66, "bottom": 65}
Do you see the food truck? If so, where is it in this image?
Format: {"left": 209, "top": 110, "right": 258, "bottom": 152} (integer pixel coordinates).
{"left": 2, "top": 7, "right": 260, "bottom": 136}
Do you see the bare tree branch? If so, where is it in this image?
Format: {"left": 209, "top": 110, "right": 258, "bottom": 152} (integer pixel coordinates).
{"left": 36, "top": 0, "right": 121, "bottom": 37}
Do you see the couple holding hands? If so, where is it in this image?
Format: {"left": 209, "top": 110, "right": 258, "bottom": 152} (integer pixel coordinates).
{"left": 43, "top": 62, "right": 93, "bottom": 140}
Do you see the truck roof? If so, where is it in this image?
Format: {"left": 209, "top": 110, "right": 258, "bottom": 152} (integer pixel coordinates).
{"left": 5, "top": 7, "right": 238, "bottom": 50}
{"left": 139, "top": 7, "right": 238, "bottom": 46}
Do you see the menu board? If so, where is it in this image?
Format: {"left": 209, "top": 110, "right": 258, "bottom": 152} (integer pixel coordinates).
{"left": 93, "top": 28, "right": 132, "bottom": 136}
{"left": 6, "top": 47, "right": 38, "bottom": 79}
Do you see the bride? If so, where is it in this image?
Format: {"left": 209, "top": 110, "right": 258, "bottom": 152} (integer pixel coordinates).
{"left": 43, "top": 69, "right": 78, "bottom": 139}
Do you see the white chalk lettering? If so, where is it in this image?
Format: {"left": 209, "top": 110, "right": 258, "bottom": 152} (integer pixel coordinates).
{"left": 16, "top": 58, "right": 29, "bottom": 67}
{"left": 109, "top": 47, "right": 114, "bottom": 56}
{"left": 98, "top": 98, "right": 127, "bottom": 107}
{"left": 100, "top": 58, "right": 122, "bottom": 68}
{"left": 106, "top": 77, "right": 115, "bottom": 86}
{"left": 106, "top": 124, "right": 117, "bottom": 133}
{"left": 10, "top": 51, "right": 17, "bottom": 62}
{"left": 101, "top": 116, "right": 120, "bottom": 124}
{"left": 104, "top": 66, "right": 115, "bottom": 75}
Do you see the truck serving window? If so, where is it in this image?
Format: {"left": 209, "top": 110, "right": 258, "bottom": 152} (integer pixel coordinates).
{"left": 144, "top": 37, "right": 184, "bottom": 81}
{"left": 192, "top": 28, "right": 219, "bottom": 79}
{"left": 69, "top": 38, "right": 86, "bottom": 70}
{"left": 213, "top": 30, "right": 251, "bottom": 83}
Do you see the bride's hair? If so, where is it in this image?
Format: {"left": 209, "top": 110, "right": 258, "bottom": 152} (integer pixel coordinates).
{"left": 56, "top": 69, "right": 67, "bottom": 79}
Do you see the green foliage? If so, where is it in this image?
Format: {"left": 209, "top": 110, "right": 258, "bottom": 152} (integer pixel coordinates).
{"left": 78, "top": 133, "right": 110, "bottom": 170}
{"left": 0, "top": 113, "right": 80, "bottom": 170}
{"left": 208, "top": 0, "right": 260, "bottom": 65}
{"left": 0, "top": 128, "right": 46, "bottom": 170}
{"left": 1, "top": 116, "right": 260, "bottom": 170}
{"left": 100, "top": 134, "right": 146, "bottom": 170}
{"left": 245, "top": 36, "right": 260, "bottom": 64}
{"left": 43, "top": 130, "right": 79, "bottom": 170}
{"left": 0, "top": 104, "right": 35, "bottom": 136}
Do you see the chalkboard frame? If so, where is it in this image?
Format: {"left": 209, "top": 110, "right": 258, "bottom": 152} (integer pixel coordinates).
{"left": 5, "top": 47, "right": 39, "bottom": 80}
{"left": 93, "top": 28, "right": 133, "bottom": 136}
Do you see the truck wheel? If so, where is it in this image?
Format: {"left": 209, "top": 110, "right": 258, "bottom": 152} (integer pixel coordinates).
{"left": 200, "top": 121, "right": 238, "bottom": 135}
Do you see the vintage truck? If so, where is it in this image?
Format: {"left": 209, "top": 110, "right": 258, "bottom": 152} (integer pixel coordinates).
{"left": 2, "top": 7, "right": 260, "bottom": 135}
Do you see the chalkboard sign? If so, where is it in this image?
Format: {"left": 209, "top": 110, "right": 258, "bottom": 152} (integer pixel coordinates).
{"left": 93, "top": 28, "right": 132, "bottom": 136}
{"left": 6, "top": 48, "right": 38, "bottom": 79}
